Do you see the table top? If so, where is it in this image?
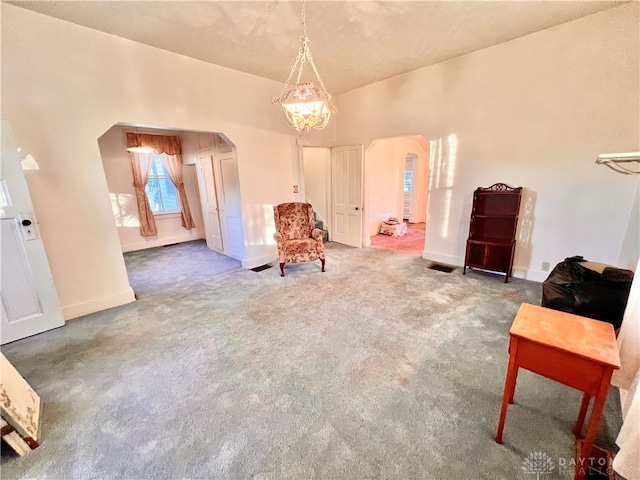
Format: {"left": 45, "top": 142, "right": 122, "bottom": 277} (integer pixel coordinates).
{"left": 510, "top": 303, "right": 621, "bottom": 368}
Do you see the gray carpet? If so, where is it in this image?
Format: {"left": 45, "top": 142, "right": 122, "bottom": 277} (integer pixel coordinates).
{"left": 1, "top": 241, "right": 622, "bottom": 479}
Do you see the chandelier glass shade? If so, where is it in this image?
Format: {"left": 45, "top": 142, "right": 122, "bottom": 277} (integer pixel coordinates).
{"left": 273, "top": 2, "right": 337, "bottom": 132}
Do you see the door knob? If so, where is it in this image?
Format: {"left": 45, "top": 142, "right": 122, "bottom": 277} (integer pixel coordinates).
{"left": 355, "top": 207, "right": 359, "bottom": 211}
{"left": 21, "top": 219, "right": 32, "bottom": 226}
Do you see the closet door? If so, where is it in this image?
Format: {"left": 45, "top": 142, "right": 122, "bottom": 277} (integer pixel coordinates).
{"left": 197, "top": 153, "right": 223, "bottom": 252}
{"left": 214, "top": 152, "right": 245, "bottom": 259}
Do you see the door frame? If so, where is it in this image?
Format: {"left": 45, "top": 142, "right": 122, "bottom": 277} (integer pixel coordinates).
{"left": 299, "top": 143, "right": 364, "bottom": 248}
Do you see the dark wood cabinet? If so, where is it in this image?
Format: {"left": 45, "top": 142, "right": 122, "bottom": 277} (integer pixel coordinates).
{"left": 463, "top": 183, "right": 522, "bottom": 283}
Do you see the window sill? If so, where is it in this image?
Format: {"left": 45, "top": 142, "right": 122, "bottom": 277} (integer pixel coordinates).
{"left": 153, "top": 211, "right": 182, "bottom": 220}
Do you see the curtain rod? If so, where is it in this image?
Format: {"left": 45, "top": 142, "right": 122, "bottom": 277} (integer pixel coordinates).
{"left": 595, "top": 151, "right": 640, "bottom": 175}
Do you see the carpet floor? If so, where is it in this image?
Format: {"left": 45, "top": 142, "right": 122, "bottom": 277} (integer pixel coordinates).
{"left": 1, "top": 240, "right": 622, "bottom": 479}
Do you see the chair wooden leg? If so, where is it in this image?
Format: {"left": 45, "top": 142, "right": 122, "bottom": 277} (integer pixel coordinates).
{"left": 279, "top": 262, "right": 285, "bottom": 277}
{"left": 321, "top": 258, "right": 325, "bottom": 272}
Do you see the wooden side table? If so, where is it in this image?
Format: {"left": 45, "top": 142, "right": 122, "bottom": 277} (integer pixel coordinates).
{"left": 495, "top": 303, "right": 620, "bottom": 480}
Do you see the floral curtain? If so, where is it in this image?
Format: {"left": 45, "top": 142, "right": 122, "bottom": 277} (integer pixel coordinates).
{"left": 160, "top": 153, "right": 196, "bottom": 230}
{"left": 126, "top": 132, "right": 196, "bottom": 233}
{"left": 126, "top": 132, "right": 181, "bottom": 155}
{"left": 129, "top": 151, "right": 157, "bottom": 237}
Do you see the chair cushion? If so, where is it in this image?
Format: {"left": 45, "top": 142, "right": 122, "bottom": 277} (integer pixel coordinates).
{"left": 281, "top": 238, "right": 320, "bottom": 262}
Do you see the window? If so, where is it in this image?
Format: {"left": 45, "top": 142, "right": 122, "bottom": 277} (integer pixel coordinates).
{"left": 404, "top": 170, "right": 413, "bottom": 193}
{"left": 145, "top": 154, "right": 180, "bottom": 213}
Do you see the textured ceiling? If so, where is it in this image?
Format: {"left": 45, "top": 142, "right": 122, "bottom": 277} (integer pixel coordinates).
{"left": 7, "top": 1, "right": 626, "bottom": 94}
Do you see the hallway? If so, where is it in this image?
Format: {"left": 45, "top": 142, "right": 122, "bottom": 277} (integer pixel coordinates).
{"left": 370, "top": 222, "right": 425, "bottom": 256}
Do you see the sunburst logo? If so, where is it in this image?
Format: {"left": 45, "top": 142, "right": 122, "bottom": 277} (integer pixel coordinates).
{"left": 522, "top": 451, "right": 555, "bottom": 479}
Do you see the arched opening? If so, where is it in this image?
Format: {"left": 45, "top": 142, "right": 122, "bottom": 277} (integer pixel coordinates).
{"left": 98, "top": 123, "right": 246, "bottom": 294}
{"left": 364, "top": 135, "right": 430, "bottom": 256}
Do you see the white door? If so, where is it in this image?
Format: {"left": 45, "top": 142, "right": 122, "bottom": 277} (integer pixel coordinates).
{"left": 197, "top": 153, "right": 223, "bottom": 252}
{"left": 1, "top": 122, "right": 64, "bottom": 344}
{"left": 331, "top": 145, "right": 363, "bottom": 247}
{"left": 215, "top": 152, "right": 245, "bottom": 259}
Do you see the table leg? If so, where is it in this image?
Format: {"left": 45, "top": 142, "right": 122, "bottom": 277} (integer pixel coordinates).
{"left": 508, "top": 366, "right": 519, "bottom": 405}
{"left": 496, "top": 356, "right": 519, "bottom": 444}
{"left": 573, "top": 393, "right": 591, "bottom": 438}
{"left": 574, "top": 373, "right": 613, "bottom": 480}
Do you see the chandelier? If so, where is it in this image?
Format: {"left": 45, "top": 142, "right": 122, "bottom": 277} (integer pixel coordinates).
{"left": 273, "top": 0, "right": 337, "bottom": 132}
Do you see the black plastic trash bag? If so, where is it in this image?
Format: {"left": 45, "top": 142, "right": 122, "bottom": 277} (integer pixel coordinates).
{"left": 541, "top": 256, "right": 634, "bottom": 330}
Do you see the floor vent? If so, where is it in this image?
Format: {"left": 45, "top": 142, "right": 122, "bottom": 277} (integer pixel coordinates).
{"left": 428, "top": 263, "right": 455, "bottom": 273}
{"left": 251, "top": 264, "right": 273, "bottom": 272}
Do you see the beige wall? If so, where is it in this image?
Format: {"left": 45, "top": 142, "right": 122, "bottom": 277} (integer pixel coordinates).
{"left": 336, "top": 3, "right": 640, "bottom": 281}
{"left": 1, "top": 5, "right": 333, "bottom": 319}
{"left": 98, "top": 125, "right": 206, "bottom": 252}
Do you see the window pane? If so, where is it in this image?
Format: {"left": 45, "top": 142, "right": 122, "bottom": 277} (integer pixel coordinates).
{"left": 145, "top": 178, "right": 162, "bottom": 212}
{"left": 404, "top": 171, "right": 413, "bottom": 192}
{"left": 154, "top": 155, "right": 168, "bottom": 176}
{"left": 160, "top": 178, "right": 179, "bottom": 211}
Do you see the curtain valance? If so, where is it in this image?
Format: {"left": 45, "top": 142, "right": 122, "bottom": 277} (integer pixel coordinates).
{"left": 126, "top": 132, "right": 181, "bottom": 155}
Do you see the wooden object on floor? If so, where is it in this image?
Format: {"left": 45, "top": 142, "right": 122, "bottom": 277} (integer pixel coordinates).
{"left": 1, "top": 418, "right": 34, "bottom": 456}
{"left": 495, "top": 303, "right": 620, "bottom": 480}
{"left": 574, "top": 439, "right": 615, "bottom": 480}
{"left": 463, "top": 183, "right": 522, "bottom": 283}
{"left": 379, "top": 220, "right": 407, "bottom": 237}
{"left": 0, "top": 353, "right": 41, "bottom": 455}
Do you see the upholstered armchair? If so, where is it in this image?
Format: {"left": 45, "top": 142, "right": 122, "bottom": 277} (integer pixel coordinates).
{"left": 273, "top": 202, "right": 326, "bottom": 277}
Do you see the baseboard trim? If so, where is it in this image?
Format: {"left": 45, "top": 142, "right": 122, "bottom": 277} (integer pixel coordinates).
{"left": 121, "top": 233, "right": 205, "bottom": 253}
{"left": 422, "top": 251, "right": 461, "bottom": 266}
{"left": 422, "top": 251, "right": 544, "bottom": 283}
{"left": 522, "top": 269, "right": 550, "bottom": 283}
{"left": 242, "top": 254, "right": 277, "bottom": 270}
{"left": 62, "top": 288, "right": 136, "bottom": 321}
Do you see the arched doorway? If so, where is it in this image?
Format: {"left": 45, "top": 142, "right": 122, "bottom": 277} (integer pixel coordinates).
{"left": 364, "top": 135, "right": 430, "bottom": 256}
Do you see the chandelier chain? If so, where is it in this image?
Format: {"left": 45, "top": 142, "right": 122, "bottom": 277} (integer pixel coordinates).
{"left": 301, "top": 0, "right": 307, "bottom": 38}
{"left": 278, "top": 50, "right": 301, "bottom": 99}
{"left": 305, "top": 44, "right": 331, "bottom": 102}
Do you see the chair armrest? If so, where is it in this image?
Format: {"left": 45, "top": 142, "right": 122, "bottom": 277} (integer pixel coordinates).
{"left": 274, "top": 231, "right": 284, "bottom": 243}
{"left": 311, "top": 228, "right": 324, "bottom": 242}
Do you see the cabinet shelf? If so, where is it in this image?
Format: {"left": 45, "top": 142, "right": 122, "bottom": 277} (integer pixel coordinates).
{"left": 467, "top": 238, "right": 514, "bottom": 246}
{"left": 463, "top": 183, "right": 522, "bottom": 283}
{"left": 470, "top": 214, "right": 517, "bottom": 219}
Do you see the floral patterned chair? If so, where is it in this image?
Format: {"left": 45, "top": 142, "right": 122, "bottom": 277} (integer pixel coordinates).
{"left": 273, "top": 202, "right": 326, "bottom": 277}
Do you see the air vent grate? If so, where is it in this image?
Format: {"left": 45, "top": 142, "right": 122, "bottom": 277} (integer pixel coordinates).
{"left": 428, "top": 263, "right": 455, "bottom": 273}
